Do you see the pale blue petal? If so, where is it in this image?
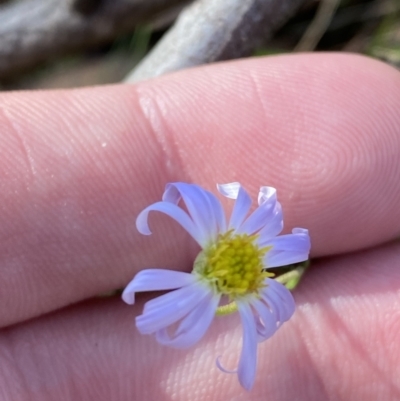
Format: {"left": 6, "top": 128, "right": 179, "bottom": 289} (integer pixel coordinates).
{"left": 239, "top": 187, "right": 280, "bottom": 235}
{"left": 256, "top": 203, "right": 284, "bottom": 240}
{"left": 143, "top": 282, "right": 202, "bottom": 314}
{"left": 205, "top": 189, "right": 227, "bottom": 233}
{"left": 261, "top": 278, "right": 295, "bottom": 323}
{"left": 217, "top": 182, "right": 252, "bottom": 230}
{"left": 155, "top": 292, "right": 220, "bottom": 349}
{"left": 163, "top": 183, "right": 224, "bottom": 243}
{"left": 262, "top": 228, "right": 310, "bottom": 267}
{"left": 136, "top": 283, "right": 209, "bottom": 334}
{"left": 269, "top": 279, "right": 296, "bottom": 322}
{"left": 217, "top": 182, "right": 241, "bottom": 199}
{"left": 293, "top": 228, "right": 309, "bottom": 235}
{"left": 237, "top": 301, "right": 258, "bottom": 391}
{"left": 266, "top": 251, "right": 306, "bottom": 267}
{"left": 259, "top": 289, "right": 279, "bottom": 321}
{"left": 230, "top": 187, "right": 252, "bottom": 230}
{"left": 263, "top": 228, "right": 310, "bottom": 251}
{"left": 122, "top": 269, "right": 196, "bottom": 305}
{"left": 136, "top": 201, "right": 204, "bottom": 246}
{"left": 257, "top": 186, "right": 277, "bottom": 206}
{"left": 250, "top": 298, "right": 278, "bottom": 342}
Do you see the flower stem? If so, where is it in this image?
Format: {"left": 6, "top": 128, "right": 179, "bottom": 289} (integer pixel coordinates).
{"left": 215, "top": 301, "right": 238, "bottom": 316}
{"left": 276, "top": 260, "right": 309, "bottom": 290}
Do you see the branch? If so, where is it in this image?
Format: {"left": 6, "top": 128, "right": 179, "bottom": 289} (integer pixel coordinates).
{"left": 0, "top": 0, "right": 188, "bottom": 78}
{"left": 124, "top": 0, "right": 307, "bottom": 83}
{"left": 294, "top": 0, "right": 340, "bottom": 51}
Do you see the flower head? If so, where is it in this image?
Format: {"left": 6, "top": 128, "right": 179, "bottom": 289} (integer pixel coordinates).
{"left": 122, "top": 182, "right": 310, "bottom": 390}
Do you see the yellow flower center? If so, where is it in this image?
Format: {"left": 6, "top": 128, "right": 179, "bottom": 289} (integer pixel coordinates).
{"left": 193, "top": 230, "right": 272, "bottom": 298}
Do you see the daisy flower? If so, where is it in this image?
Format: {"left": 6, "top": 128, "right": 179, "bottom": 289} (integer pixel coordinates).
{"left": 122, "top": 182, "right": 310, "bottom": 390}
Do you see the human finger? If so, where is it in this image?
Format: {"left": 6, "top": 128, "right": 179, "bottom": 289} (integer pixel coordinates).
{"left": 1, "top": 241, "right": 400, "bottom": 400}
{"left": 0, "top": 53, "right": 399, "bottom": 327}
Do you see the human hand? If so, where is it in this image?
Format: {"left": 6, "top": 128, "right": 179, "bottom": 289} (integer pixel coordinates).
{"left": 0, "top": 53, "right": 399, "bottom": 400}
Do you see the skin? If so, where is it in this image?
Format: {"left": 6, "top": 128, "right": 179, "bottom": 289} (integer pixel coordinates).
{"left": 0, "top": 53, "right": 399, "bottom": 400}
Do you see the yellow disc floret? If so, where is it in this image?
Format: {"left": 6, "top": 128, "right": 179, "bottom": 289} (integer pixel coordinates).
{"left": 193, "top": 230, "right": 273, "bottom": 298}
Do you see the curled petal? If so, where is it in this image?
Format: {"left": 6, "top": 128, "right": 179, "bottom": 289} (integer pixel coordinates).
{"left": 217, "top": 182, "right": 241, "bottom": 199}
{"left": 258, "top": 186, "right": 277, "bottom": 206}
{"left": 216, "top": 356, "right": 237, "bottom": 374}
{"left": 250, "top": 298, "right": 278, "bottom": 342}
{"left": 237, "top": 301, "right": 258, "bottom": 391}
{"left": 122, "top": 269, "right": 195, "bottom": 305}
{"left": 239, "top": 188, "right": 280, "bottom": 235}
{"left": 217, "top": 182, "right": 252, "bottom": 231}
{"left": 263, "top": 228, "right": 310, "bottom": 251}
{"left": 215, "top": 300, "right": 260, "bottom": 388}
{"left": 269, "top": 279, "right": 296, "bottom": 322}
{"left": 155, "top": 292, "right": 220, "bottom": 349}
{"left": 136, "top": 283, "right": 209, "bottom": 334}
{"left": 257, "top": 202, "right": 283, "bottom": 240}
{"left": 261, "top": 278, "right": 295, "bottom": 323}
{"left": 293, "top": 227, "right": 309, "bottom": 235}
{"left": 136, "top": 201, "right": 204, "bottom": 246}
{"left": 262, "top": 228, "right": 310, "bottom": 267}
{"left": 163, "top": 183, "right": 225, "bottom": 243}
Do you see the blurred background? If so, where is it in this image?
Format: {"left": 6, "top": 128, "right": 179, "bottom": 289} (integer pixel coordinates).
{"left": 0, "top": 0, "right": 398, "bottom": 91}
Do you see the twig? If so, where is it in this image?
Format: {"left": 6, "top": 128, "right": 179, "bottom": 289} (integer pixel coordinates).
{"left": 124, "top": 0, "right": 308, "bottom": 83}
{"left": 295, "top": 0, "right": 341, "bottom": 51}
{"left": 71, "top": 0, "right": 102, "bottom": 15}
{"left": 0, "top": 0, "right": 188, "bottom": 78}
